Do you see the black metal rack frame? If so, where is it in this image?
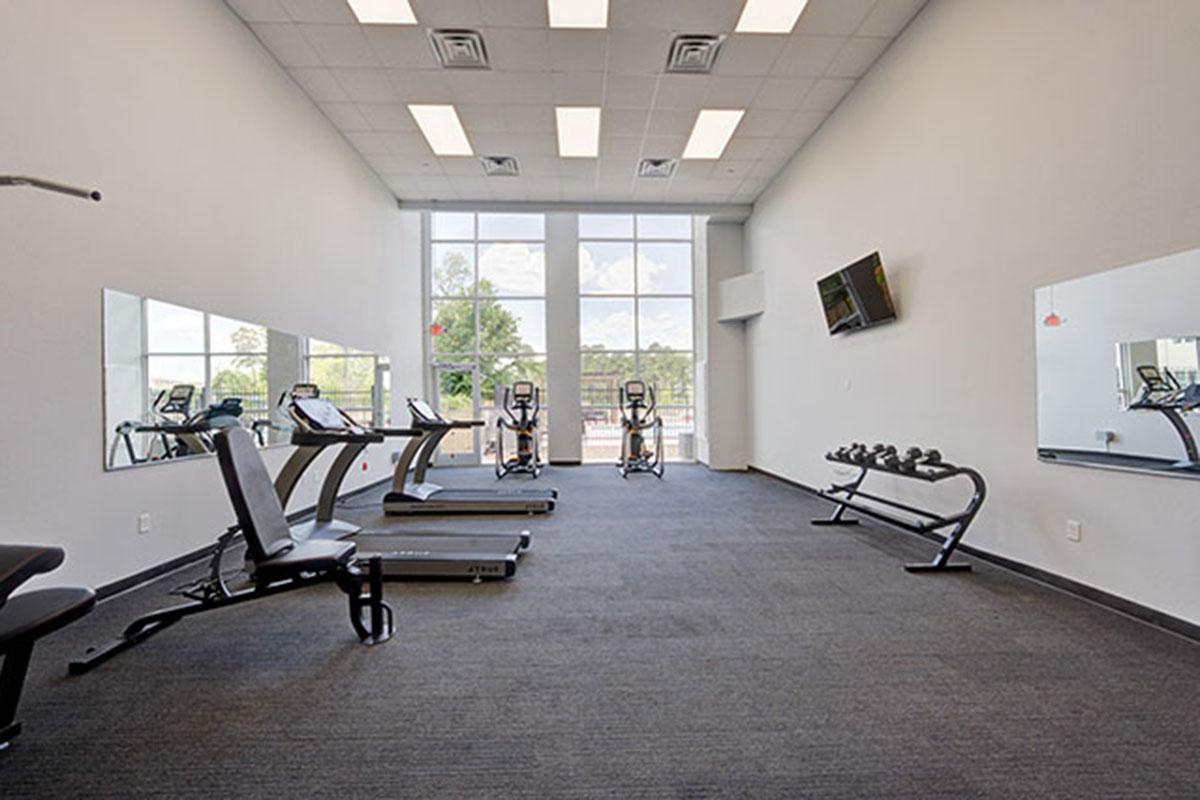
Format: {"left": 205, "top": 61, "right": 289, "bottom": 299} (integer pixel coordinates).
{"left": 812, "top": 447, "right": 987, "bottom": 572}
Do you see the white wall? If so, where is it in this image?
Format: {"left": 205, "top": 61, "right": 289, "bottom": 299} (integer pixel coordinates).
{"left": 697, "top": 221, "right": 749, "bottom": 470}
{"left": 0, "top": 0, "right": 422, "bottom": 589}
{"left": 745, "top": 0, "right": 1200, "bottom": 623}
{"left": 1035, "top": 247, "right": 1200, "bottom": 459}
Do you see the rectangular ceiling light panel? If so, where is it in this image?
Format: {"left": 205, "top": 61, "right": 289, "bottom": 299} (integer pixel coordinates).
{"left": 556, "top": 107, "right": 601, "bottom": 158}
{"left": 735, "top": 0, "right": 810, "bottom": 34}
{"left": 682, "top": 109, "right": 745, "bottom": 159}
{"left": 408, "top": 104, "right": 474, "bottom": 156}
{"left": 548, "top": 0, "right": 609, "bottom": 29}
{"left": 346, "top": 0, "right": 417, "bottom": 24}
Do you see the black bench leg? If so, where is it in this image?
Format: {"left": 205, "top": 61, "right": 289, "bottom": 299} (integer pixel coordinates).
{"left": 345, "top": 558, "right": 393, "bottom": 645}
{"left": 0, "top": 642, "right": 35, "bottom": 749}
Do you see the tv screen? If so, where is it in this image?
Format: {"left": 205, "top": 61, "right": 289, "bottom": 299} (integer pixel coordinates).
{"left": 817, "top": 252, "right": 896, "bottom": 335}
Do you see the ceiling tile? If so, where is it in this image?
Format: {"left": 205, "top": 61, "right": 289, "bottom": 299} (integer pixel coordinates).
{"left": 480, "top": 0, "right": 547, "bottom": 28}
{"left": 457, "top": 104, "right": 508, "bottom": 133}
{"left": 772, "top": 35, "right": 846, "bottom": 77}
{"left": 288, "top": 67, "right": 349, "bottom": 101}
{"left": 318, "top": 101, "right": 370, "bottom": 130}
{"left": 647, "top": 108, "right": 697, "bottom": 136}
{"left": 640, "top": 134, "right": 687, "bottom": 158}
{"left": 409, "top": 0, "right": 484, "bottom": 27}
{"left": 363, "top": 27, "right": 440, "bottom": 69}
{"left": 794, "top": 0, "right": 877, "bottom": 36}
{"left": 672, "top": 161, "right": 713, "bottom": 180}
{"left": 752, "top": 76, "right": 815, "bottom": 110}
{"left": 601, "top": 107, "right": 649, "bottom": 137}
{"left": 738, "top": 109, "right": 791, "bottom": 137}
{"left": 780, "top": 109, "right": 826, "bottom": 138}
{"left": 485, "top": 27, "right": 551, "bottom": 72}
{"left": 599, "top": 137, "right": 643, "bottom": 157}
{"left": 603, "top": 75, "right": 658, "bottom": 108}
{"left": 800, "top": 77, "right": 855, "bottom": 111}
{"left": 251, "top": 23, "right": 322, "bottom": 67}
{"left": 519, "top": 157, "right": 565, "bottom": 176}
{"left": 379, "top": 154, "right": 443, "bottom": 174}
{"left": 332, "top": 67, "right": 399, "bottom": 102}
{"left": 444, "top": 71, "right": 504, "bottom": 104}
{"left": 703, "top": 76, "right": 764, "bottom": 107}
{"left": 344, "top": 130, "right": 393, "bottom": 155}
{"left": 548, "top": 31, "right": 608, "bottom": 72}
{"left": 709, "top": 159, "right": 756, "bottom": 180}
{"left": 387, "top": 69, "right": 452, "bottom": 102}
{"left": 651, "top": 75, "right": 709, "bottom": 110}
{"left": 597, "top": 157, "right": 637, "bottom": 178}
{"left": 440, "top": 156, "right": 485, "bottom": 176}
{"left": 504, "top": 104, "right": 556, "bottom": 134}
{"left": 826, "top": 35, "right": 891, "bottom": 78}
{"left": 379, "top": 131, "right": 435, "bottom": 155}
{"left": 713, "top": 35, "right": 786, "bottom": 77}
{"left": 278, "top": 0, "right": 355, "bottom": 24}
{"left": 300, "top": 24, "right": 381, "bottom": 68}
{"left": 552, "top": 72, "right": 605, "bottom": 105}
{"left": 858, "top": 0, "right": 929, "bottom": 37}
{"left": 225, "top": 0, "right": 291, "bottom": 22}
{"left": 748, "top": 158, "right": 787, "bottom": 178}
{"left": 491, "top": 72, "right": 554, "bottom": 104}
{"left": 606, "top": 30, "right": 672, "bottom": 75}
{"left": 358, "top": 103, "right": 416, "bottom": 131}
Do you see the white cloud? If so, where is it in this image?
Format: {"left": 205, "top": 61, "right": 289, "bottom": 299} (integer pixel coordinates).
{"left": 479, "top": 243, "right": 545, "bottom": 295}
{"left": 580, "top": 301, "right": 635, "bottom": 349}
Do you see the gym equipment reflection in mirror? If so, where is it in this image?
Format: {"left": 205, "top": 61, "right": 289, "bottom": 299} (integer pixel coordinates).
{"left": 1035, "top": 245, "right": 1200, "bottom": 478}
{"left": 101, "top": 289, "right": 390, "bottom": 471}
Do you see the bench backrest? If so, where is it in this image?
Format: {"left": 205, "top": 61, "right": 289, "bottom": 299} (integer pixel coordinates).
{"left": 214, "top": 427, "right": 293, "bottom": 564}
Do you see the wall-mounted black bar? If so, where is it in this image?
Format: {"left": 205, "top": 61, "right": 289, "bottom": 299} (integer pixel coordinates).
{"left": 1, "top": 175, "right": 102, "bottom": 202}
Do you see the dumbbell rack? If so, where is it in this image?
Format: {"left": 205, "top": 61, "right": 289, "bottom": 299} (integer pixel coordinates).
{"left": 812, "top": 445, "right": 987, "bottom": 572}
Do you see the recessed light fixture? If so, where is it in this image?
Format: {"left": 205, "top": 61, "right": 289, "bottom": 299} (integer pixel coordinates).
{"left": 408, "top": 104, "right": 473, "bottom": 156}
{"left": 735, "top": 0, "right": 810, "bottom": 34}
{"left": 346, "top": 0, "right": 417, "bottom": 25}
{"left": 556, "top": 107, "right": 601, "bottom": 158}
{"left": 682, "top": 109, "right": 745, "bottom": 159}
{"left": 547, "top": 0, "right": 609, "bottom": 29}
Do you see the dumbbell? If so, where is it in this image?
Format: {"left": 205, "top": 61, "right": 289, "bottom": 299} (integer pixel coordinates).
{"left": 905, "top": 447, "right": 923, "bottom": 461}
{"left": 920, "top": 448, "right": 942, "bottom": 465}
{"left": 882, "top": 453, "right": 901, "bottom": 470}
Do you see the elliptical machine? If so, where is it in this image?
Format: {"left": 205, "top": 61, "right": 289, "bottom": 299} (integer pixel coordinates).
{"left": 495, "top": 381, "right": 543, "bottom": 479}
{"left": 617, "top": 380, "right": 664, "bottom": 478}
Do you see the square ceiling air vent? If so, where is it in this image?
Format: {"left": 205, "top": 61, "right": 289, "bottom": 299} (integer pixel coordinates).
{"left": 429, "top": 29, "right": 490, "bottom": 70}
{"left": 481, "top": 156, "right": 520, "bottom": 177}
{"left": 637, "top": 158, "right": 677, "bottom": 179}
{"left": 665, "top": 34, "right": 725, "bottom": 74}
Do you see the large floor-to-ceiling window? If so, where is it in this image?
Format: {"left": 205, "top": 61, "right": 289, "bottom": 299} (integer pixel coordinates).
{"left": 428, "top": 211, "right": 547, "bottom": 464}
{"left": 579, "top": 214, "right": 695, "bottom": 463}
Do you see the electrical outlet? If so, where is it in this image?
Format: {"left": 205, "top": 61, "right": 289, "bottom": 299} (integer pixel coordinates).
{"left": 138, "top": 513, "right": 151, "bottom": 535}
{"left": 1066, "top": 519, "right": 1082, "bottom": 542}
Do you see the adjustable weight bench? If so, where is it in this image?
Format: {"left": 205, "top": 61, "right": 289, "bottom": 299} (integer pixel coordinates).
{"left": 70, "top": 427, "right": 393, "bottom": 676}
{"left": 1, "top": 545, "right": 95, "bottom": 749}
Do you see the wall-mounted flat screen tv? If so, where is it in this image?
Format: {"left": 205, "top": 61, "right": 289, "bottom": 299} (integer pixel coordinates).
{"left": 817, "top": 251, "right": 896, "bottom": 335}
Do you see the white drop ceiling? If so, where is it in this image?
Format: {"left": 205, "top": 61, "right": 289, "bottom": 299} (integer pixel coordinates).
{"left": 225, "top": 0, "right": 927, "bottom": 206}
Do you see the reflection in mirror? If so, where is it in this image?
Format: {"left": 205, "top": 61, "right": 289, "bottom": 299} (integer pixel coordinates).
{"left": 1035, "top": 246, "right": 1200, "bottom": 478}
{"left": 102, "top": 289, "right": 388, "bottom": 470}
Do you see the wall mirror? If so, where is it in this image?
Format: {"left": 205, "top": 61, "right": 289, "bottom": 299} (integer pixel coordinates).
{"left": 1035, "top": 246, "right": 1200, "bottom": 478}
{"left": 102, "top": 289, "right": 389, "bottom": 470}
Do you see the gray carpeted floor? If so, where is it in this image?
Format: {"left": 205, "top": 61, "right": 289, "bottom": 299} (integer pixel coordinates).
{"left": 4, "top": 465, "right": 1200, "bottom": 798}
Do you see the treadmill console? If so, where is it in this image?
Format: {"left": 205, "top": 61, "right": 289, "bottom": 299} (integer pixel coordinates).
{"left": 295, "top": 397, "right": 361, "bottom": 434}
{"left": 409, "top": 399, "right": 443, "bottom": 423}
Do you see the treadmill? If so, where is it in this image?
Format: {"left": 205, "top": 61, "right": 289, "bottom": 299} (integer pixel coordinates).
{"left": 382, "top": 398, "right": 559, "bottom": 515}
{"left": 273, "top": 384, "right": 528, "bottom": 580}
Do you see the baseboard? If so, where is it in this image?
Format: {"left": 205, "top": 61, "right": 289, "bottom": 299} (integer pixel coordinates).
{"left": 748, "top": 465, "right": 1200, "bottom": 644}
{"left": 94, "top": 477, "right": 391, "bottom": 601}
{"left": 549, "top": 459, "right": 582, "bottom": 466}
